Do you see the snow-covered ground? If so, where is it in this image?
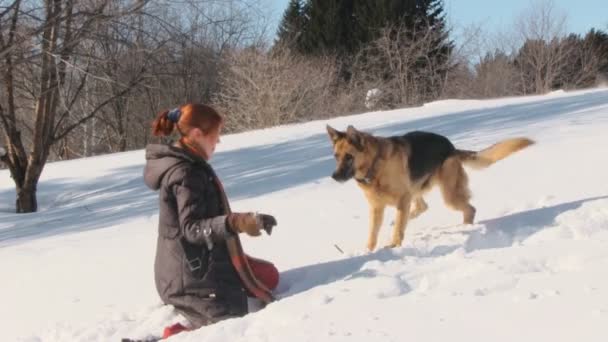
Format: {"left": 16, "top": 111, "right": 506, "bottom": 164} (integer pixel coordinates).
{"left": 1, "top": 88, "right": 608, "bottom": 341}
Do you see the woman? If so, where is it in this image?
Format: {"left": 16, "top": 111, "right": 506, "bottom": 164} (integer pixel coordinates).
{"left": 143, "top": 103, "right": 279, "bottom": 339}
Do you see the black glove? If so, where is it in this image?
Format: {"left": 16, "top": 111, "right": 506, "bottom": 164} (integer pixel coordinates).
{"left": 257, "top": 213, "right": 277, "bottom": 235}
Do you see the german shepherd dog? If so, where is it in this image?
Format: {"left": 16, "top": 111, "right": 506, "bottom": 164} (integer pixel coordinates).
{"left": 326, "top": 125, "right": 534, "bottom": 251}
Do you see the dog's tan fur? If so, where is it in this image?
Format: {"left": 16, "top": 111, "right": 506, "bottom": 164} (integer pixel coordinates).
{"left": 327, "top": 125, "right": 534, "bottom": 251}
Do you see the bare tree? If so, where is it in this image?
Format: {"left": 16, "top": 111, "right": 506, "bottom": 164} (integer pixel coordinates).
{"left": 556, "top": 31, "right": 608, "bottom": 89}
{"left": 214, "top": 45, "right": 342, "bottom": 132}
{"left": 0, "top": 0, "right": 147, "bottom": 213}
{"left": 439, "top": 23, "right": 486, "bottom": 99}
{"left": 471, "top": 50, "right": 521, "bottom": 98}
{"left": 512, "top": 0, "right": 572, "bottom": 94}
{"left": 351, "top": 21, "right": 452, "bottom": 108}
{"left": 82, "top": 0, "right": 273, "bottom": 154}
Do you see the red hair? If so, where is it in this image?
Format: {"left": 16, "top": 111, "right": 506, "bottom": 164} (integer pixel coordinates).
{"left": 152, "top": 103, "right": 224, "bottom": 137}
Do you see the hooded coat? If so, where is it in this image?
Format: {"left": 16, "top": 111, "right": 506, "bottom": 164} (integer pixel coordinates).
{"left": 143, "top": 143, "right": 247, "bottom": 328}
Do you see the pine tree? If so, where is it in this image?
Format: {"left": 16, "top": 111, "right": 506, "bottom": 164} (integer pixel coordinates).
{"left": 275, "top": 0, "right": 305, "bottom": 49}
{"left": 297, "top": 0, "right": 452, "bottom": 57}
{"left": 354, "top": 0, "right": 454, "bottom": 100}
{"left": 416, "top": 0, "right": 454, "bottom": 97}
{"left": 292, "top": 0, "right": 453, "bottom": 90}
{"left": 586, "top": 29, "right": 608, "bottom": 75}
{"left": 297, "top": 0, "right": 356, "bottom": 56}
{"left": 554, "top": 29, "right": 608, "bottom": 89}
{"left": 351, "top": 1, "right": 390, "bottom": 45}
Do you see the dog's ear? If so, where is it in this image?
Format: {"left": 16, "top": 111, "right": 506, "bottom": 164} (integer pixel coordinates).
{"left": 346, "top": 125, "right": 364, "bottom": 151}
{"left": 326, "top": 125, "right": 345, "bottom": 144}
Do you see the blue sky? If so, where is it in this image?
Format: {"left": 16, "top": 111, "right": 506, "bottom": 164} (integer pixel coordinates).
{"left": 266, "top": 0, "right": 607, "bottom": 39}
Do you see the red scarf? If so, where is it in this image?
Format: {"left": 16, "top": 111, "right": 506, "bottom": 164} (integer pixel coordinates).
{"left": 212, "top": 176, "right": 275, "bottom": 304}
{"left": 178, "top": 141, "right": 275, "bottom": 304}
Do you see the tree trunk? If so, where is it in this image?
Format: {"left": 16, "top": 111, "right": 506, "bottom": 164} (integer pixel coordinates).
{"left": 13, "top": 155, "right": 44, "bottom": 213}
{"left": 119, "top": 136, "right": 127, "bottom": 152}
{"left": 16, "top": 184, "right": 37, "bottom": 213}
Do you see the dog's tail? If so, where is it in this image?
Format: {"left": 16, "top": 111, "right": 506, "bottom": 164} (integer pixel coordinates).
{"left": 455, "top": 137, "right": 534, "bottom": 170}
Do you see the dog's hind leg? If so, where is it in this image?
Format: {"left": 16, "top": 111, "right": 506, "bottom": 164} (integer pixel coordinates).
{"left": 367, "top": 205, "right": 386, "bottom": 252}
{"left": 438, "top": 157, "right": 476, "bottom": 224}
{"left": 409, "top": 197, "right": 428, "bottom": 219}
{"left": 388, "top": 195, "right": 412, "bottom": 248}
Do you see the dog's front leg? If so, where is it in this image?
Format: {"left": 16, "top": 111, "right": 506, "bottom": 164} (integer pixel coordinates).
{"left": 388, "top": 195, "right": 412, "bottom": 248}
{"left": 367, "top": 205, "right": 385, "bottom": 252}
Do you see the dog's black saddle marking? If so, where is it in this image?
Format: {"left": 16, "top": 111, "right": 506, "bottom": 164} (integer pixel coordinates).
{"left": 391, "top": 131, "right": 456, "bottom": 182}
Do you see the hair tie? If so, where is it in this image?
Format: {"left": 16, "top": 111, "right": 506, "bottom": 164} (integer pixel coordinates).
{"left": 167, "top": 107, "right": 182, "bottom": 123}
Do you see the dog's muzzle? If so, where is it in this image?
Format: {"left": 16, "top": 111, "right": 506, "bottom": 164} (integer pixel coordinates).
{"left": 331, "top": 160, "right": 354, "bottom": 183}
{"left": 331, "top": 171, "right": 349, "bottom": 183}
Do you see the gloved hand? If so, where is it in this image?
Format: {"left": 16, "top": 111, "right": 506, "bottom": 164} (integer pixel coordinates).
{"left": 226, "top": 212, "right": 277, "bottom": 236}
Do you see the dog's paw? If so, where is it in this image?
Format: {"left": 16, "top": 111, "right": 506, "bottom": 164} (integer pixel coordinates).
{"left": 366, "top": 241, "right": 377, "bottom": 252}
{"left": 384, "top": 241, "right": 402, "bottom": 249}
{"left": 409, "top": 210, "right": 423, "bottom": 220}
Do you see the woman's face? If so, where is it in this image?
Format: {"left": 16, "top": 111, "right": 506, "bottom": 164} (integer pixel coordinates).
{"left": 192, "top": 125, "right": 221, "bottom": 160}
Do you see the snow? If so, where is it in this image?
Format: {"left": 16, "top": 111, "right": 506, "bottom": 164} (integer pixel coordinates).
{"left": 365, "top": 88, "right": 382, "bottom": 109}
{"left": 1, "top": 87, "right": 608, "bottom": 341}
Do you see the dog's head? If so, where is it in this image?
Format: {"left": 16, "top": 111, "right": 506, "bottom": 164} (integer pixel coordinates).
{"left": 326, "top": 124, "right": 373, "bottom": 183}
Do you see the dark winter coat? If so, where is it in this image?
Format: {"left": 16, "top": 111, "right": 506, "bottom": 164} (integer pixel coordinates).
{"left": 143, "top": 143, "right": 247, "bottom": 328}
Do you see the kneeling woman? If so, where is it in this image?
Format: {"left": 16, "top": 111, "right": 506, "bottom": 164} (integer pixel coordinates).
{"left": 144, "top": 103, "right": 279, "bottom": 339}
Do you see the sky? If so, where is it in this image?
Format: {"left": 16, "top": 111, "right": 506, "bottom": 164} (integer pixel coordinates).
{"left": 266, "top": 0, "right": 608, "bottom": 41}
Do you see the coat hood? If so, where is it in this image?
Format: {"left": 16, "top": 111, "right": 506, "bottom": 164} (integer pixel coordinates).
{"left": 143, "top": 144, "right": 200, "bottom": 190}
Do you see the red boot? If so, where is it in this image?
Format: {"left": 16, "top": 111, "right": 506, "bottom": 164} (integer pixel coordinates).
{"left": 162, "top": 322, "right": 189, "bottom": 339}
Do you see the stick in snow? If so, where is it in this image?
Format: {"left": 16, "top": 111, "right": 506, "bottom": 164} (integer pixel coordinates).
{"left": 334, "top": 244, "right": 344, "bottom": 254}
{"left": 121, "top": 337, "right": 162, "bottom": 342}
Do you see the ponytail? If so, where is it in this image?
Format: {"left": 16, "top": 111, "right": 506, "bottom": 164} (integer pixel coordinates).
{"left": 152, "top": 107, "right": 182, "bottom": 137}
